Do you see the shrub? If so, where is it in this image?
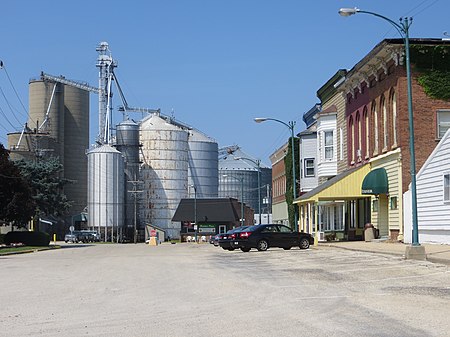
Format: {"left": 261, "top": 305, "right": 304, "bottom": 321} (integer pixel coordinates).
{"left": 4, "top": 231, "right": 50, "bottom": 247}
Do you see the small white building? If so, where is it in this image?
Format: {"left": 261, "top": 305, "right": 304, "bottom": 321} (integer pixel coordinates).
{"left": 404, "top": 128, "right": 450, "bottom": 244}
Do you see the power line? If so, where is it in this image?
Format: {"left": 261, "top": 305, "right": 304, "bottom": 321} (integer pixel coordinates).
{"left": 0, "top": 61, "right": 28, "bottom": 117}
{"left": 0, "top": 85, "right": 23, "bottom": 126}
{"left": 406, "top": 0, "right": 440, "bottom": 17}
{"left": 0, "top": 105, "right": 18, "bottom": 129}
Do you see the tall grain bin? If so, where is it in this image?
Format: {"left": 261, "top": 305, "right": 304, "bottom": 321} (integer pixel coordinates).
{"left": 219, "top": 145, "right": 272, "bottom": 222}
{"left": 188, "top": 129, "right": 218, "bottom": 198}
{"left": 140, "top": 113, "right": 189, "bottom": 239}
{"left": 87, "top": 144, "right": 125, "bottom": 242}
{"left": 63, "top": 85, "right": 89, "bottom": 215}
{"left": 116, "top": 119, "right": 140, "bottom": 237}
{"left": 28, "top": 80, "right": 65, "bottom": 159}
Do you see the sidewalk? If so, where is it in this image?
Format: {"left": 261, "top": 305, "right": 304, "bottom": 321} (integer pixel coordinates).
{"left": 317, "top": 240, "right": 450, "bottom": 266}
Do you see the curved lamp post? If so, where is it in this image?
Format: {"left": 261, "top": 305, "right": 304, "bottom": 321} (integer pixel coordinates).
{"left": 339, "top": 8, "right": 420, "bottom": 247}
{"left": 223, "top": 174, "right": 245, "bottom": 227}
{"left": 254, "top": 117, "right": 297, "bottom": 231}
{"left": 234, "top": 156, "right": 262, "bottom": 224}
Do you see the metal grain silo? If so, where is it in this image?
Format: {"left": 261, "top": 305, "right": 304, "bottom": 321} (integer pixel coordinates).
{"left": 188, "top": 129, "right": 218, "bottom": 198}
{"left": 63, "top": 85, "right": 89, "bottom": 215}
{"left": 140, "top": 113, "right": 189, "bottom": 239}
{"left": 87, "top": 144, "right": 125, "bottom": 242}
{"left": 218, "top": 145, "right": 272, "bottom": 222}
{"left": 116, "top": 119, "right": 140, "bottom": 237}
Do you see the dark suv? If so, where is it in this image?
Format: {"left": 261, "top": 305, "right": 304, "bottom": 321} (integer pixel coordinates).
{"left": 231, "top": 224, "right": 313, "bottom": 252}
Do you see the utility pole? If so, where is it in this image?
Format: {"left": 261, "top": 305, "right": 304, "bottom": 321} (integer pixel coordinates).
{"left": 128, "top": 178, "right": 143, "bottom": 243}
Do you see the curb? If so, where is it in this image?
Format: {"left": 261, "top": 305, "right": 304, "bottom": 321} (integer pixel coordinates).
{"left": 320, "top": 243, "right": 405, "bottom": 257}
{"left": 318, "top": 243, "right": 450, "bottom": 266}
{"left": 0, "top": 245, "right": 61, "bottom": 256}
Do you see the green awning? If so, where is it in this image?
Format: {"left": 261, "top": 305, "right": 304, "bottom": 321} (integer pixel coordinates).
{"left": 361, "top": 168, "right": 389, "bottom": 195}
{"left": 72, "top": 213, "right": 88, "bottom": 222}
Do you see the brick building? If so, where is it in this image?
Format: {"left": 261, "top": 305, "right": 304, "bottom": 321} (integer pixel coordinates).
{"left": 296, "top": 38, "right": 450, "bottom": 241}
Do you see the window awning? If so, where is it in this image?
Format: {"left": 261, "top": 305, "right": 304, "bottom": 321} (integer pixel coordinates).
{"left": 72, "top": 213, "right": 88, "bottom": 222}
{"left": 295, "top": 164, "right": 370, "bottom": 204}
{"left": 361, "top": 167, "right": 389, "bottom": 195}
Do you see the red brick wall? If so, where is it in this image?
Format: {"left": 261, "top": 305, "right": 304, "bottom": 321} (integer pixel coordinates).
{"left": 272, "top": 157, "right": 286, "bottom": 204}
{"left": 346, "top": 63, "right": 450, "bottom": 193}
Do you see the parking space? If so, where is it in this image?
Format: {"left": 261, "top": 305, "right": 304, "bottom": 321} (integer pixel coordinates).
{"left": 1, "top": 243, "right": 449, "bottom": 337}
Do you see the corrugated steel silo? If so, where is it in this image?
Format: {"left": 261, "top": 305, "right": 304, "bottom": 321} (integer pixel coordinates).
{"left": 63, "top": 85, "right": 89, "bottom": 214}
{"left": 140, "top": 113, "right": 189, "bottom": 239}
{"left": 87, "top": 144, "right": 125, "bottom": 241}
{"left": 188, "top": 129, "right": 218, "bottom": 198}
{"left": 218, "top": 145, "right": 272, "bottom": 220}
{"left": 116, "top": 120, "right": 140, "bottom": 233}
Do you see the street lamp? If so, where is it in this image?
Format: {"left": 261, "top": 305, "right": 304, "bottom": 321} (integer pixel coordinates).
{"left": 234, "top": 156, "right": 262, "bottom": 224}
{"left": 339, "top": 8, "right": 422, "bottom": 252}
{"left": 190, "top": 184, "right": 198, "bottom": 243}
{"left": 223, "top": 174, "right": 245, "bottom": 227}
{"left": 254, "top": 117, "right": 298, "bottom": 231}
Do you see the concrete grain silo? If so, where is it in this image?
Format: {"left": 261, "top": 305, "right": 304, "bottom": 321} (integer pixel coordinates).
{"left": 87, "top": 144, "right": 125, "bottom": 242}
{"left": 63, "top": 85, "right": 89, "bottom": 215}
{"left": 188, "top": 129, "right": 218, "bottom": 198}
{"left": 28, "top": 80, "right": 65, "bottom": 159}
{"left": 140, "top": 113, "right": 189, "bottom": 239}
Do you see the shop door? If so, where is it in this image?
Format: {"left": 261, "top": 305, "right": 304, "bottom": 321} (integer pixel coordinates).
{"left": 378, "top": 195, "right": 389, "bottom": 237}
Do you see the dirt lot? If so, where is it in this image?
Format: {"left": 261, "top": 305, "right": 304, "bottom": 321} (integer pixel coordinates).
{"left": 1, "top": 242, "right": 449, "bottom": 337}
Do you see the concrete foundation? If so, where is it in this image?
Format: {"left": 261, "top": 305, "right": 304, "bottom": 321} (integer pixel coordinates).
{"left": 405, "top": 245, "right": 427, "bottom": 261}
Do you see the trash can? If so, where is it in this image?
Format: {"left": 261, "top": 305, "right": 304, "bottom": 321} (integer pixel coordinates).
{"left": 364, "top": 223, "right": 375, "bottom": 242}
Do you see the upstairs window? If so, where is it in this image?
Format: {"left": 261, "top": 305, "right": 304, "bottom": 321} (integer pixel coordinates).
{"left": 391, "top": 90, "right": 397, "bottom": 147}
{"left": 437, "top": 110, "right": 450, "bottom": 139}
{"left": 381, "top": 95, "right": 388, "bottom": 150}
{"left": 372, "top": 101, "right": 378, "bottom": 155}
{"left": 304, "top": 158, "right": 315, "bottom": 177}
{"left": 324, "top": 131, "right": 334, "bottom": 160}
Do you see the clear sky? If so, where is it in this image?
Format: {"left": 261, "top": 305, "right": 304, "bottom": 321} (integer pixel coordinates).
{"left": 0, "top": 0, "right": 448, "bottom": 165}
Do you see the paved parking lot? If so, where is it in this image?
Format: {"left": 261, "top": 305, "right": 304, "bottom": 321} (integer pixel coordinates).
{"left": 1, "top": 243, "right": 449, "bottom": 337}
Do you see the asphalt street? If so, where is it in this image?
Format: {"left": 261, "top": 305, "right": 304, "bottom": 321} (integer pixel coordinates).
{"left": 1, "top": 243, "right": 449, "bottom": 337}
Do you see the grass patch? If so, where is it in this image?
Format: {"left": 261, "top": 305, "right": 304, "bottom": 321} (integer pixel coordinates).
{"left": 0, "top": 245, "right": 60, "bottom": 255}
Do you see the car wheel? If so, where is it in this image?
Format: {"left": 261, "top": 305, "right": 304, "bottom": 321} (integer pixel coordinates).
{"left": 228, "top": 247, "right": 235, "bottom": 251}
{"left": 240, "top": 247, "right": 251, "bottom": 252}
{"left": 299, "top": 238, "right": 310, "bottom": 249}
{"left": 256, "top": 239, "right": 269, "bottom": 251}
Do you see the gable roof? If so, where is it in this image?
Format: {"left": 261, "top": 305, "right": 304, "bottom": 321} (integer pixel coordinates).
{"left": 172, "top": 198, "right": 240, "bottom": 222}
{"left": 416, "top": 127, "right": 450, "bottom": 181}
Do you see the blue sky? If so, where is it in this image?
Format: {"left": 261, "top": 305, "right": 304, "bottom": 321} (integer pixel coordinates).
{"left": 0, "top": 0, "right": 448, "bottom": 165}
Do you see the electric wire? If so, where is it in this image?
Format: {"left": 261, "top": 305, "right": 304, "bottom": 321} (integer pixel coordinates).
{"left": 405, "top": 0, "right": 440, "bottom": 17}
{"left": 0, "top": 105, "right": 18, "bottom": 129}
{"left": 379, "top": 0, "right": 441, "bottom": 39}
{"left": 0, "top": 85, "right": 23, "bottom": 126}
{"left": 1, "top": 62, "right": 28, "bottom": 117}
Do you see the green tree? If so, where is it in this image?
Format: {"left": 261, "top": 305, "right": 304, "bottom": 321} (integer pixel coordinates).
{"left": 284, "top": 137, "right": 299, "bottom": 230}
{"left": 15, "top": 157, "right": 73, "bottom": 217}
{"left": 0, "top": 143, "right": 36, "bottom": 225}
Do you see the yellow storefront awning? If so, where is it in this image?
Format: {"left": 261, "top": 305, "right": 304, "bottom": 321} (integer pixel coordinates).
{"left": 295, "top": 164, "right": 370, "bottom": 204}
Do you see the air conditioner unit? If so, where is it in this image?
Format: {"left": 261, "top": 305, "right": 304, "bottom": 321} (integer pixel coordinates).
{"left": 356, "top": 149, "right": 361, "bottom": 158}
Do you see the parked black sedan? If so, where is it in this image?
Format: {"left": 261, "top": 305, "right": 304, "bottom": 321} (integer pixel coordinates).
{"left": 231, "top": 224, "right": 313, "bottom": 252}
{"left": 218, "top": 226, "right": 250, "bottom": 251}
